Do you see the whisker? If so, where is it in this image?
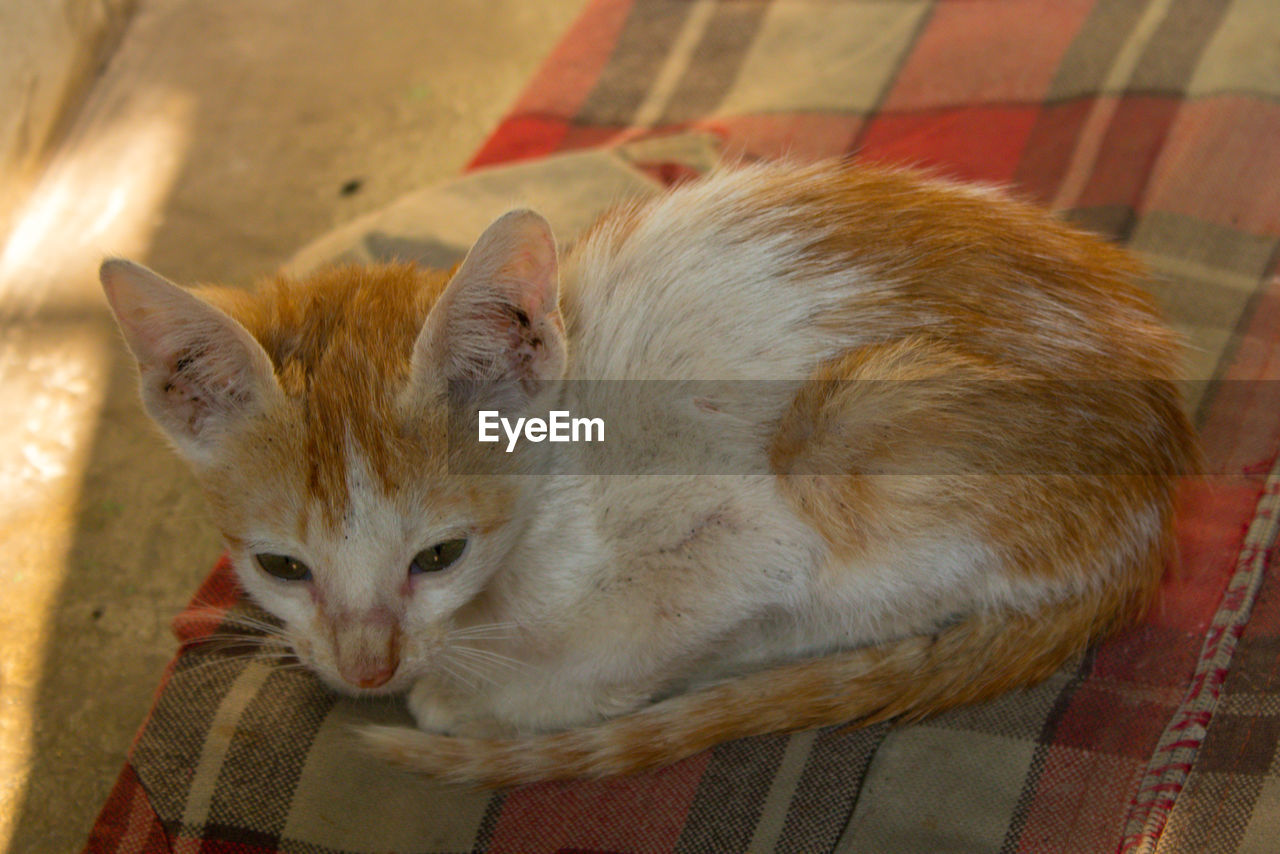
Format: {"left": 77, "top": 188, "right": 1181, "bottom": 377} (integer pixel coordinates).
{"left": 184, "top": 632, "right": 287, "bottom": 646}
{"left": 216, "top": 613, "right": 285, "bottom": 632}
{"left": 176, "top": 645, "right": 306, "bottom": 680}
{"left": 176, "top": 654, "right": 267, "bottom": 679}
{"left": 459, "top": 645, "right": 520, "bottom": 665}
{"left": 181, "top": 634, "right": 291, "bottom": 656}
{"left": 183, "top": 637, "right": 293, "bottom": 660}
{"left": 447, "top": 622, "right": 519, "bottom": 641}
{"left": 267, "top": 662, "right": 314, "bottom": 675}
{"left": 180, "top": 632, "right": 294, "bottom": 658}
{"left": 450, "top": 645, "right": 520, "bottom": 672}
{"left": 448, "top": 654, "right": 493, "bottom": 683}
{"left": 181, "top": 644, "right": 286, "bottom": 660}
{"left": 177, "top": 608, "right": 284, "bottom": 639}
{"left": 436, "top": 660, "right": 480, "bottom": 691}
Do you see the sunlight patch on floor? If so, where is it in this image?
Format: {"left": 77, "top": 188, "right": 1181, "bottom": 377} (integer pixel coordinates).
{"left": 0, "top": 87, "right": 190, "bottom": 851}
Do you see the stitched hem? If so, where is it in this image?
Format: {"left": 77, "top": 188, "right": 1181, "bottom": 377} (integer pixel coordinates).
{"left": 1119, "top": 461, "right": 1280, "bottom": 853}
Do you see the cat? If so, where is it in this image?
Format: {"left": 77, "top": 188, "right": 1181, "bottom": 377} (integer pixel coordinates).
{"left": 101, "top": 160, "right": 1197, "bottom": 786}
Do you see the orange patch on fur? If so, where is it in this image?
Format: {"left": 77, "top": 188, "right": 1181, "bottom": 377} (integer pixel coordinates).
{"left": 202, "top": 264, "right": 453, "bottom": 528}
{"left": 761, "top": 163, "right": 1197, "bottom": 586}
{"left": 573, "top": 197, "right": 649, "bottom": 257}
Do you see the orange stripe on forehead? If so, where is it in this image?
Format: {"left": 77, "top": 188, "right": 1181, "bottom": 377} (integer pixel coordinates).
{"left": 208, "top": 263, "right": 452, "bottom": 527}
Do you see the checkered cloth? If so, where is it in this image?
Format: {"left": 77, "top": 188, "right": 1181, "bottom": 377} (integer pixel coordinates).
{"left": 87, "top": 1, "right": 1280, "bottom": 851}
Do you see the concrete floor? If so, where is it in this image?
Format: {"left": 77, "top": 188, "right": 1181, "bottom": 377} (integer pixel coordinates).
{"left": 0, "top": 1, "right": 583, "bottom": 850}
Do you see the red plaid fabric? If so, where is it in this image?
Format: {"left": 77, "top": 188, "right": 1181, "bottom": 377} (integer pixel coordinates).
{"left": 87, "top": 1, "right": 1280, "bottom": 851}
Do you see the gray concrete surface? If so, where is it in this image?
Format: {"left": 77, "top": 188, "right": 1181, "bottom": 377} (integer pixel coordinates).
{"left": 0, "top": 1, "right": 583, "bottom": 850}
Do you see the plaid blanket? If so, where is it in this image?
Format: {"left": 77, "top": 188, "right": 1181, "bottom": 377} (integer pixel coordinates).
{"left": 87, "top": 1, "right": 1280, "bottom": 851}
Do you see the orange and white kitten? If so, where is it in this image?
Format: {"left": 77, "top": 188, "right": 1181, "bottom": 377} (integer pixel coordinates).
{"left": 102, "top": 161, "right": 1196, "bottom": 786}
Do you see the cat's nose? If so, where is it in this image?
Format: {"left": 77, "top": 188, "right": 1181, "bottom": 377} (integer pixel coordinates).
{"left": 332, "top": 617, "right": 401, "bottom": 690}
{"left": 339, "top": 654, "right": 399, "bottom": 689}
{"left": 354, "top": 662, "right": 397, "bottom": 689}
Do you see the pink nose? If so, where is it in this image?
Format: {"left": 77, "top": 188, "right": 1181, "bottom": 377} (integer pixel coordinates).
{"left": 333, "top": 614, "right": 401, "bottom": 690}
{"left": 351, "top": 662, "right": 397, "bottom": 689}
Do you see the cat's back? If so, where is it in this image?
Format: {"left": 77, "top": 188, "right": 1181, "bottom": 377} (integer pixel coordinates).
{"left": 560, "top": 161, "right": 1177, "bottom": 383}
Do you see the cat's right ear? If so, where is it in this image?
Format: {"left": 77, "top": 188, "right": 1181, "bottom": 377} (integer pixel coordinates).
{"left": 100, "top": 259, "right": 282, "bottom": 467}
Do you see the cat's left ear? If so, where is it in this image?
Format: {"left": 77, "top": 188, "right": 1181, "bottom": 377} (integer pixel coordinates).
{"left": 409, "top": 209, "right": 565, "bottom": 400}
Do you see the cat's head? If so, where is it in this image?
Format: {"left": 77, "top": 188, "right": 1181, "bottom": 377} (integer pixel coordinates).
{"left": 101, "top": 210, "right": 565, "bottom": 695}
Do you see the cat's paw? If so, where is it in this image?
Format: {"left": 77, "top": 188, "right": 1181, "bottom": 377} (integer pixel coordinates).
{"left": 406, "top": 679, "right": 469, "bottom": 734}
{"left": 406, "top": 679, "right": 512, "bottom": 738}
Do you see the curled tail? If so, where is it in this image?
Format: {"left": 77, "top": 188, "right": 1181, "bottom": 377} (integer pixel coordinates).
{"left": 357, "top": 579, "right": 1152, "bottom": 787}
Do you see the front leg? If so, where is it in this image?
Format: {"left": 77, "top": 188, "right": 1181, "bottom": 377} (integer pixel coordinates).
{"left": 409, "top": 668, "right": 659, "bottom": 737}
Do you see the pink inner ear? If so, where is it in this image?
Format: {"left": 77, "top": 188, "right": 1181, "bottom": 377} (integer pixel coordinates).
{"left": 129, "top": 307, "right": 194, "bottom": 371}
{"left": 410, "top": 209, "right": 565, "bottom": 389}
{"left": 505, "top": 250, "right": 553, "bottom": 303}
{"left": 118, "top": 295, "right": 226, "bottom": 378}
{"left": 101, "top": 259, "right": 282, "bottom": 452}
{"left": 101, "top": 260, "right": 210, "bottom": 369}
{"left": 495, "top": 223, "right": 558, "bottom": 313}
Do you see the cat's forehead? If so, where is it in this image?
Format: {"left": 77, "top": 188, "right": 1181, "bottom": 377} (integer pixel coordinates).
{"left": 221, "top": 263, "right": 450, "bottom": 387}
{"left": 209, "top": 264, "right": 455, "bottom": 525}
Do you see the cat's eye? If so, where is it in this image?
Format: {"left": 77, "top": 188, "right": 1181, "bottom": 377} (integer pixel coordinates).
{"left": 410, "top": 538, "right": 468, "bottom": 574}
{"left": 255, "top": 553, "right": 313, "bottom": 581}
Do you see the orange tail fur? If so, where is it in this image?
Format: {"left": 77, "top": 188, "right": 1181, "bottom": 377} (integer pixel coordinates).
{"left": 357, "top": 561, "right": 1159, "bottom": 787}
